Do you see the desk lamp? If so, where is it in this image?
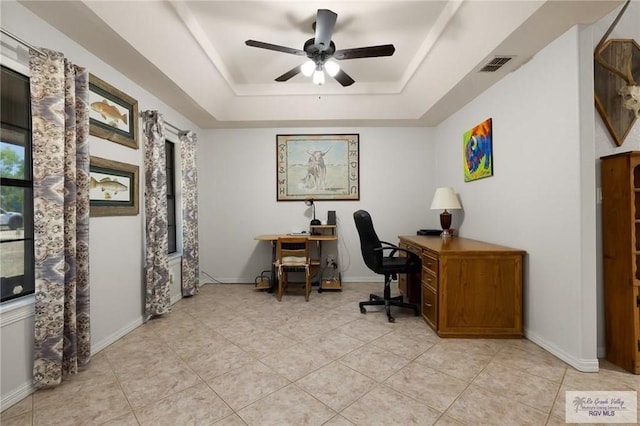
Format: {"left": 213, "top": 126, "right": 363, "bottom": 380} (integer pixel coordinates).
{"left": 430, "top": 187, "right": 462, "bottom": 238}
{"left": 305, "top": 199, "right": 321, "bottom": 226}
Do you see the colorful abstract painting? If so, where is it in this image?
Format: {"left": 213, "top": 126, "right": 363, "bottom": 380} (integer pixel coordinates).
{"left": 463, "top": 118, "right": 493, "bottom": 182}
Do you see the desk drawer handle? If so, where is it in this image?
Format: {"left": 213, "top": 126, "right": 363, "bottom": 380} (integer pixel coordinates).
{"left": 425, "top": 303, "right": 432, "bottom": 307}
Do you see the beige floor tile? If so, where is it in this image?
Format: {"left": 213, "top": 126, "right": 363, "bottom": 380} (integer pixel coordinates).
{"left": 99, "top": 411, "right": 139, "bottom": 426}
{"left": 334, "top": 317, "right": 395, "bottom": 342}
{"left": 491, "top": 345, "right": 567, "bottom": 383}
{"left": 472, "top": 361, "right": 561, "bottom": 412}
{"left": 0, "top": 412, "right": 32, "bottom": 426}
{"left": 165, "top": 327, "right": 229, "bottom": 356}
{"left": 434, "top": 414, "right": 466, "bottom": 425}
{"left": 33, "top": 355, "right": 118, "bottom": 410}
{"left": 371, "top": 329, "right": 435, "bottom": 360}
{"left": 231, "top": 328, "right": 298, "bottom": 359}
{"left": 446, "top": 384, "right": 548, "bottom": 425}
{"left": 237, "top": 384, "right": 335, "bottom": 426}
{"left": 1, "top": 395, "right": 32, "bottom": 420}
{"left": 260, "top": 343, "right": 331, "bottom": 381}
{"left": 322, "top": 414, "right": 356, "bottom": 425}
{"left": 414, "top": 340, "right": 498, "bottom": 381}
{"left": 563, "top": 363, "right": 640, "bottom": 392}
{"left": 213, "top": 413, "right": 252, "bottom": 425}
{"left": 295, "top": 361, "right": 377, "bottom": 412}
{"left": 300, "top": 331, "right": 365, "bottom": 360}
{"left": 134, "top": 382, "right": 233, "bottom": 425}
{"left": 117, "top": 360, "right": 202, "bottom": 409}
{"left": 33, "top": 381, "right": 131, "bottom": 426}
{"left": 341, "top": 385, "right": 442, "bottom": 426}
{"left": 206, "top": 361, "right": 290, "bottom": 410}
{"left": 182, "top": 340, "right": 255, "bottom": 381}
{"left": 385, "top": 362, "right": 468, "bottom": 412}
{"left": 10, "top": 283, "right": 640, "bottom": 425}
{"left": 339, "top": 343, "right": 411, "bottom": 382}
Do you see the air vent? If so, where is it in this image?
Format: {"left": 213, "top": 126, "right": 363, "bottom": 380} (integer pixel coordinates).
{"left": 479, "top": 56, "right": 514, "bottom": 72}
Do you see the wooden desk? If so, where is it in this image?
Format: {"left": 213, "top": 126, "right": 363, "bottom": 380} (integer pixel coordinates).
{"left": 399, "top": 235, "right": 525, "bottom": 338}
{"left": 255, "top": 229, "right": 338, "bottom": 291}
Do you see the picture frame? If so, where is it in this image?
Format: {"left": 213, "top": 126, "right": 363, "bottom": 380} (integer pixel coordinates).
{"left": 89, "top": 156, "right": 139, "bottom": 217}
{"left": 89, "top": 74, "right": 139, "bottom": 149}
{"left": 463, "top": 118, "right": 493, "bottom": 182}
{"left": 276, "top": 134, "right": 360, "bottom": 201}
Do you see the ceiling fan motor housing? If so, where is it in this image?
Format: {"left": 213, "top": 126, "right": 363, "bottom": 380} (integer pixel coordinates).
{"left": 304, "top": 38, "right": 336, "bottom": 62}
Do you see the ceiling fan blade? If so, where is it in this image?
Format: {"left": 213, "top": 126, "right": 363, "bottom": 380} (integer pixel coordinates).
{"left": 275, "top": 65, "right": 302, "bottom": 82}
{"left": 332, "top": 69, "right": 355, "bottom": 87}
{"left": 245, "top": 40, "right": 306, "bottom": 56}
{"left": 334, "top": 44, "right": 396, "bottom": 60}
{"left": 314, "top": 9, "right": 337, "bottom": 52}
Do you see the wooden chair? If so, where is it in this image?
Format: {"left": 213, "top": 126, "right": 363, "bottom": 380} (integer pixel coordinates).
{"left": 275, "top": 237, "right": 311, "bottom": 302}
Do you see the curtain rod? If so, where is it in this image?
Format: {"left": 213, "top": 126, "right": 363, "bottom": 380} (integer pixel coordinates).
{"left": 0, "top": 27, "right": 47, "bottom": 57}
{"left": 139, "top": 111, "right": 188, "bottom": 135}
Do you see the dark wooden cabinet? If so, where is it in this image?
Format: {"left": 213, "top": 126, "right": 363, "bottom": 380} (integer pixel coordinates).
{"left": 399, "top": 235, "right": 525, "bottom": 338}
{"left": 601, "top": 151, "right": 640, "bottom": 374}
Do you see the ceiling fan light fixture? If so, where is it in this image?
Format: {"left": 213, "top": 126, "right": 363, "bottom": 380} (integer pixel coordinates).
{"left": 301, "top": 60, "right": 315, "bottom": 77}
{"left": 325, "top": 61, "right": 340, "bottom": 77}
{"left": 313, "top": 68, "right": 325, "bottom": 85}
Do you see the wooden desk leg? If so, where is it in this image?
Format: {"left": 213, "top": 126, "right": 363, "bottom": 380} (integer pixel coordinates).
{"left": 269, "top": 241, "right": 277, "bottom": 293}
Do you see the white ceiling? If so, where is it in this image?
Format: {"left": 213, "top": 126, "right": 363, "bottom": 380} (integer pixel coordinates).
{"left": 21, "top": 0, "right": 622, "bottom": 129}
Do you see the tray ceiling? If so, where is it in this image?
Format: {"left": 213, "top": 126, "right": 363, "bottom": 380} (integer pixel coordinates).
{"left": 20, "top": 0, "right": 623, "bottom": 128}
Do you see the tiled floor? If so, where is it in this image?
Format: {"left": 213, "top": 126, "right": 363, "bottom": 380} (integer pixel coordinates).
{"left": 2, "top": 282, "right": 639, "bottom": 425}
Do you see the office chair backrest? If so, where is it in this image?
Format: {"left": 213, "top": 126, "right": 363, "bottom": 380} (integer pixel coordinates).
{"left": 353, "top": 210, "right": 383, "bottom": 273}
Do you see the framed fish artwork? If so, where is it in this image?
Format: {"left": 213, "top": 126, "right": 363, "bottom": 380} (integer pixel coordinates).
{"left": 89, "top": 74, "right": 139, "bottom": 149}
{"left": 89, "top": 156, "right": 139, "bottom": 217}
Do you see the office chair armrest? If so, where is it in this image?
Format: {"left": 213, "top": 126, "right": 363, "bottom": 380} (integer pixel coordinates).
{"left": 375, "top": 243, "right": 419, "bottom": 263}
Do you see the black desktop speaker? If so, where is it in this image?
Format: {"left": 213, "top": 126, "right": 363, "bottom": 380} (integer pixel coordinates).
{"left": 327, "top": 210, "right": 336, "bottom": 225}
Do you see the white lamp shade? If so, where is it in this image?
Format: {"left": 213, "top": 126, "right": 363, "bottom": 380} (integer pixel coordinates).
{"left": 430, "top": 187, "right": 461, "bottom": 210}
{"left": 312, "top": 69, "right": 325, "bottom": 85}
{"left": 301, "top": 60, "right": 315, "bottom": 77}
{"left": 325, "top": 61, "right": 340, "bottom": 77}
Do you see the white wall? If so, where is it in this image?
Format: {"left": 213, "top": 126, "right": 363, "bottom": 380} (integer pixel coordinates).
{"left": 0, "top": 1, "right": 201, "bottom": 408}
{"left": 197, "top": 127, "right": 434, "bottom": 284}
{"left": 591, "top": 2, "right": 640, "bottom": 357}
{"left": 432, "top": 26, "right": 599, "bottom": 371}
{"left": 4, "top": 0, "right": 635, "bottom": 410}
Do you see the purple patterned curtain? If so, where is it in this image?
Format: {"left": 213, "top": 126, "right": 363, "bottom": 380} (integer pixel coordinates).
{"left": 29, "top": 49, "right": 91, "bottom": 388}
{"left": 179, "top": 131, "right": 199, "bottom": 296}
{"left": 142, "top": 111, "right": 171, "bottom": 317}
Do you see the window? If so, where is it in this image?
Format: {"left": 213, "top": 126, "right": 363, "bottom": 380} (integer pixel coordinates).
{"left": 1, "top": 65, "right": 34, "bottom": 303}
{"left": 166, "top": 140, "right": 177, "bottom": 254}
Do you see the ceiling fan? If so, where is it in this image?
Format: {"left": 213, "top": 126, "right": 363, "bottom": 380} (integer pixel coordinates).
{"left": 245, "top": 9, "right": 395, "bottom": 87}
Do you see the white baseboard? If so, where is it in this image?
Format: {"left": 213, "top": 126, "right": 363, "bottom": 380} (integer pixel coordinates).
{"left": 525, "top": 329, "right": 600, "bottom": 372}
{"left": 91, "top": 316, "right": 145, "bottom": 354}
{"left": 1, "top": 381, "right": 35, "bottom": 413}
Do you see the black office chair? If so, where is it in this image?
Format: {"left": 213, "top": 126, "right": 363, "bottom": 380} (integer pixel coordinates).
{"left": 353, "top": 210, "right": 420, "bottom": 322}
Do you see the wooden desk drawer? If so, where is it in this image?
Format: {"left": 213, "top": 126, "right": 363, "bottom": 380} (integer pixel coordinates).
{"left": 422, "top": 252, "right": 438, "bottom": 275}
{"left": 402, "top": 243, "right": 421, "bottom": 257}
{"left": 422, "top": 270, "right": 437, "bottom": 292}
{"left": 422, "top": 284, "right": 437, "bottom": 329}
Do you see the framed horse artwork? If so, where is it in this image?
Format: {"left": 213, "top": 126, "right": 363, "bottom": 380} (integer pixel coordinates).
{"left": 276, "top": 134, "right": 359, "bottom": 201}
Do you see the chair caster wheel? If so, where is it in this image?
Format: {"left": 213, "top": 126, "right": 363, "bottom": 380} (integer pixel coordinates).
{"left": 388, "top": 316, "right": 395, "bottom": 323}
{"left": 360, "top": 306, "right": 366, "bottom": 314}
{"left": 318, "top": 289, "right": 322, "bottom": 293}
